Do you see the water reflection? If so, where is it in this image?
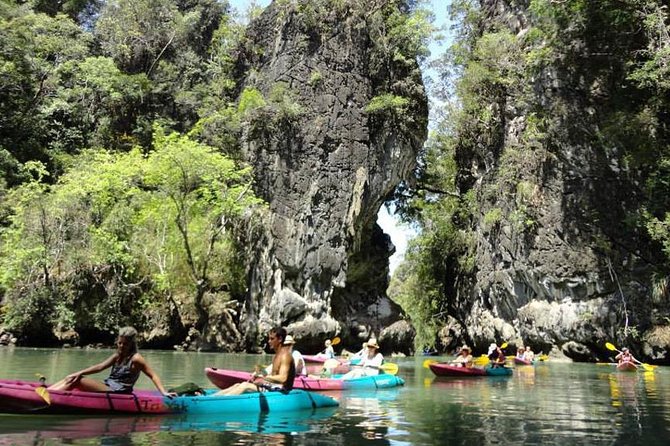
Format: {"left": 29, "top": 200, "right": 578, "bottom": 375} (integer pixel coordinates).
{"left": 0, "top": 407, "right": 338, "bottom": 445}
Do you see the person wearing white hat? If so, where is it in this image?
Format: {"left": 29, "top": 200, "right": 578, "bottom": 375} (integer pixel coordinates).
{"left": 318, "top": 339, "right": 335, "bottom": 359}
{"left": 451, "top": 345, "right": 473, "bottom": 368}
{"left": 283, "top": 335, "right": 307, "bottom": 376}
{"left": 342, "top": 338, "right": 383, "bottom": 379}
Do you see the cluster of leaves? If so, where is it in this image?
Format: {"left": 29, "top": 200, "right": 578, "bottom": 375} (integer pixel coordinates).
{"left": 0, "top": 128, "right": 264, "bottom": 341}
{"left": 0, "top": 0, "right": 269, "bottom": 342}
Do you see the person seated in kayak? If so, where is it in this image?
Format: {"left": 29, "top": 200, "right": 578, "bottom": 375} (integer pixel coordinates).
{"left": 217, "top": 326, "right": 296, "bottom": 395}
{"left": 615, "top": 347, "right": 635, "bottom": 365}
{"left": 341, "top": 338, "right": 383, "bottom": 378}
{"left": 284, "top": 334, "right": 307, "bottom": 376}
{"left": 48, "top": 326, "right": 171, "bottom": 396}
{"left": 316, "top": 339, "right": 336, "bottom": 359}
{"left": 487, "top": 343, "right": 506, "bottom": 368}
{"left": 451, "top": 345, "right": 473, "bottom": 368}
{"left": 515, "top": 347, "right": 525, "bottom": 360}
{"left": 523, "top": 346, "right": 535, "bottom": 362}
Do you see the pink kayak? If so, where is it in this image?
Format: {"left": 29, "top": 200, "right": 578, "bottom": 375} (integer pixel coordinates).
{"left": 513, "top": 357, "right": 535, "bottom": 366}
{"left": 302, "top": 355, "right": 351, "bottom": 374}
{"left": 616, "top": 361, "right": 638, "bottom": 372}
{"left": 0, "top": 379, "right": 173, "bottom": 414}
{"left": 206, "top": 368, "right": 344, "bottom": 391}
{"left": 428, "top": 363, "right": 487, "bottom": 377}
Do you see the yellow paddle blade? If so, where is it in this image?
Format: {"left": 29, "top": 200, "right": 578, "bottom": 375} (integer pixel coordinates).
{"left": 641, "top": 362, "right": 655, "bottom": 372}
{"left": 538, "top": 354, "right": 549, "bottom": 361}
{"left": 35, "top": 387, "right": 51, "bottom": 405}
{"left": 331, "top": 337, "right": 341, "bottom": 346}
{"left": 473, "top": 355, "right": 489, "bottom": 366}
{"left": 379, "top": 362, "right": 399, "bottom": 375}
{"left": 605, "top": 342, "right": 618, "bottom": 352}
{"left": 500, "top": 342, "right": 508, "bottom": 349}
{"left": 422, "top": 359, "right": 437, "bottom": 369}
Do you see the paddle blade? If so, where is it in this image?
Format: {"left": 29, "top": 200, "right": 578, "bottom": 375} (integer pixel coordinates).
{"left": 331, "top": 337, "right": 341, "bottom": 346}
{"left": 380, "top": 362, "right": 399, "bottom": 375}
{"left": 500, "top": 342, "right": 508, "bottom": 349}
{"left": 473, "top": 355, "right": 489, "bottom": 366}
{"left": 35, "top": 387, "right": 51, "bottom": 405}
{"left": 422, "top": 359, "right": 437, "bottom": 369}
{"left": 641, "top": 363, "right": 654, "bottom": 372}
{"left": 605, "top": 342, "right": 618, "bottom": 352}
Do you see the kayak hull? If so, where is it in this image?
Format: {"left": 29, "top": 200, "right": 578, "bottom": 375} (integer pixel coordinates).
{"left": 428, "top": 364, "right": 487, "bottom": 377}
{"left": 486, "top": 366, "right": 513, "bottom": 376}
{"left": 206, "top": 368, "right": 404, "bottom": 391}
{"left": 0, "top": 379, "right": 338, "bottom": 415}
{"left": 616, "top": 361, "right": 638, "bottom": 372}
{"left": 302, "top": 355, "right": 350, "bottom": 374}
{"left": 513, "top": 357, "right": 535, "bottom": 366}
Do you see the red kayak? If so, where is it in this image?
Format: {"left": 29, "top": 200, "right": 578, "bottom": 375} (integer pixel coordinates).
{"left": 206, "top": 368, "right": 344, "bottom": 391}
{"left": 616, "top": 361, "right": 638, "bottom": 372}
{"left": 428, "top": 363, "right": 487, "bottom": 377}
{"left": 514, "top": 357, "right": 535, "bottom": 366}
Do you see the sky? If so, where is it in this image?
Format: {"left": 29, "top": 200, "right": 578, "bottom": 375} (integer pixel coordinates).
{"left": 227, "top": 0, "right": 451, "bottom": 273}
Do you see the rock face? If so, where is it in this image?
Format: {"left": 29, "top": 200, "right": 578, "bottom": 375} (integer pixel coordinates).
{"left": 235, "top": 0, "right": 428, "bottom": 351}
{"left": 445, "top": 0, "right": 670, "bottom": 363}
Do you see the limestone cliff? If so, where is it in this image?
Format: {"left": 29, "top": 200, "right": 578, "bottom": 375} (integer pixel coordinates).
{"left": 234, "top": 0, "right": 428, "bottom": 352}
{"left": 439, "top": 0, "right": 670, "bottom": 363}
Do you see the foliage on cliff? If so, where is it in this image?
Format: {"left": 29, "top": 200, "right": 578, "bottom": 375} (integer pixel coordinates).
{"left": 0, "top": 0, "right": 431, "bottom": 347}
{"left": 392, "top": 0, "right": 670, "bottom": 350}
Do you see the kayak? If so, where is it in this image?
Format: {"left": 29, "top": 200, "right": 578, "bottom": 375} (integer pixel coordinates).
{"left": 206, "top": 367, "right": 404, "bottom": 391}
{"left": 486, "top": 366, "right": 513, "bottom": 376}
{"left": 513, "top": 357, "right": 535, "bottom": 366}
{"left": 616, "top": 361, "right": 638, "bottom": 372}
{"left": 429, "top": 363, "right": 513, "bottom": 377}
{"left": 302, "top": 355, "right": 351, "bottom": 374}
{"left": 428, "top": 363, "right": 487, "bottom": 377}
{"left": 0, "top": 379, "right": 338, "bottom": 415}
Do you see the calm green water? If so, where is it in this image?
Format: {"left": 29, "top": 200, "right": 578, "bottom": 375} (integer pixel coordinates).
{"left": 1, "top": 348, "right": 669, "bottom": 445}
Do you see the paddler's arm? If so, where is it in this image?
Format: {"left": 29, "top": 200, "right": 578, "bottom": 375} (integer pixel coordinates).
{"left": 134, "top": 353, "right": 171, "bottom": 396}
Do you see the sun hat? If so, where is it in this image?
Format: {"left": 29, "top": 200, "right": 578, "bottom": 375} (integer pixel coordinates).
{"left": 366, "top": 339, "right": 380, "bottom": 349}
{"left": 488, "top": 343, "right": 497, "bottom": 355}
{"left": 460, "top": 345, "right": 471, "bottom": 352}
{"left": 283, "top": 335, "right": 296, "bottom": 345}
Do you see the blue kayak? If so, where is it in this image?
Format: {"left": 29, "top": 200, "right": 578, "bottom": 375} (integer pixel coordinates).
{"left": 485, "top": 366, "right": 513, "bottom": 376}
{"left": 331, "top": 374, "right": 405, "bottom": 389}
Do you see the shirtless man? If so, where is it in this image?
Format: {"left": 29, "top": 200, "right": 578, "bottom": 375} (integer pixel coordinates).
{"left": 217, "top": 326, "right": 296, "bottom": 395}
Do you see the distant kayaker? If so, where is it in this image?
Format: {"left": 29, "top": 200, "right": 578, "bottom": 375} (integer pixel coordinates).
{"left": 515, "top": 347, "right": 525, "bottom": 360}
{"left": 488, "top": 343, "right": 506, "bottom": 368}
{"left": 318, "top": 339, "right": 336, "bottom": 359}
{"left": 615, "top": 347, "right": 635, "bottom": 365}
{"left": 451, "top": 345, "right": 473, "bottom": 368}
{"left": 523, "top": 346, "right": 535, "bottom": 362}
{"left": 216, "top": 326, "right": 296, "bottom": 395}
{"left": 48, "top": 326, "right": 171, "bottom": 396}
{"left": 341, "top": 338, "right": 383, "bottom": 378}
{"left": 284, "top": 334, "right": 307, "bottom": 376}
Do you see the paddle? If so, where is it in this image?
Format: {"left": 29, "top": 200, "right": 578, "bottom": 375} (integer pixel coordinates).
{"left": 605, "top": 342, "right": 655, "bottom": 371}
{"left": 331, "top": 337, "right": 341, "bottom": 346}
{"left": 474, "top": 342, "right": 509, "bottom": 366}
{"left": 422, "top": 359, "right": 437, "bottom": 368}
{"left": 346, "top": 359, "right": 399, "bottom": 375}
{"left": 34, "top": 373, "right": 50, "bottom": 405}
